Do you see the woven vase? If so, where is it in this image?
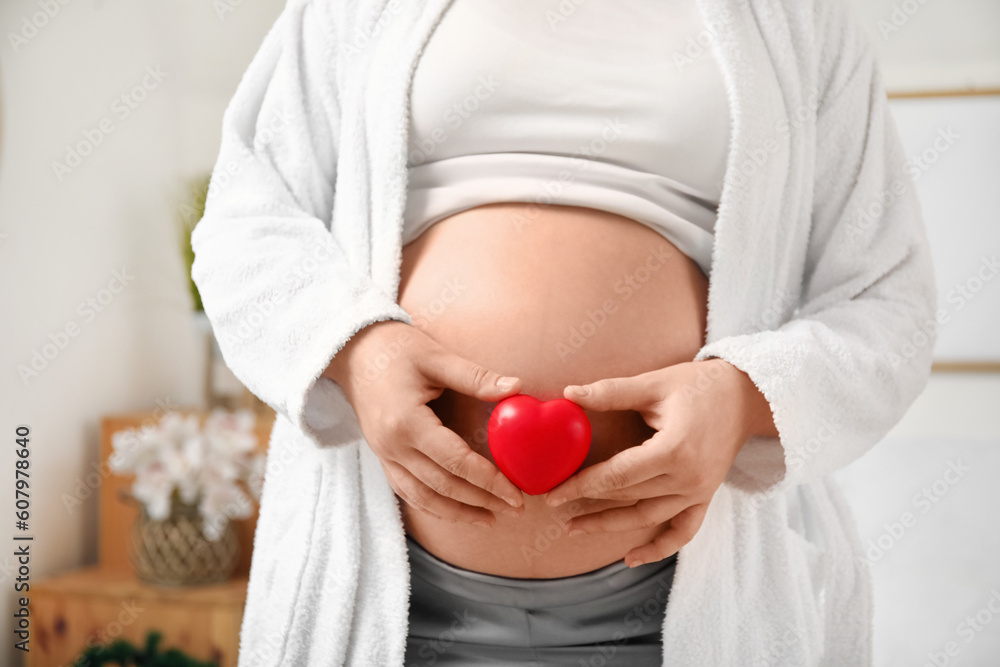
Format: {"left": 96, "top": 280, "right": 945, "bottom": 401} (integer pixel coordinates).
{"left": 129, "top": 496, "right": 239, "bottom": 587}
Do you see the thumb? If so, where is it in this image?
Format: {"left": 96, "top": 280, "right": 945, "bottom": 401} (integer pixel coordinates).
{"left": 421, "top": 350, "right": 522, "bottom": 401}
{"left": 563, "top": 373, "right": 658, "bottom": 412}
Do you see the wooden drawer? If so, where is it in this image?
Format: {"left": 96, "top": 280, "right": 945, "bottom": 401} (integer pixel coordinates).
{"left": 25, "top": 409, "right": 274, "bottom": 666}
{"left": 27, "top": 567, "right": 248, "bottom": 667}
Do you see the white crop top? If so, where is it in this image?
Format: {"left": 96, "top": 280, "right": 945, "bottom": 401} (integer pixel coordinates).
{"left": 404, "top": 0, "right": 731, "bottom": 276}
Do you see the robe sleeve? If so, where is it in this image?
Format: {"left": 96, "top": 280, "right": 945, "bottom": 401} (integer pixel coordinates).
{"left": 190, "top": 0, "right": 412, "bottom": 447}
{"left": 693, "top": 1, "right": 939, "bottom": 491}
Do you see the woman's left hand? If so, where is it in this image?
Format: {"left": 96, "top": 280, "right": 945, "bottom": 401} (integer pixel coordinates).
{"left": 544, "top": 358, "right": 778, "bottom": 568}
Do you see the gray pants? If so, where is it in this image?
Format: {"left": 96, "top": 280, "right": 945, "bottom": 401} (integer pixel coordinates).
{"left": 404, "top": 535, "right": 677, "bottom": 667}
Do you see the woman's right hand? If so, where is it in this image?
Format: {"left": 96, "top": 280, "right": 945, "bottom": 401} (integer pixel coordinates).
{"left": 322, "top": 320, "right": 525, "bottom": 526}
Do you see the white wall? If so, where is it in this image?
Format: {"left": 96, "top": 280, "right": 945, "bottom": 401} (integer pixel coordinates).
{"left": 848, "top": 0, "right": 1000, "bottom": 92}
{"left": 0, "top": 1, "right": 284, "bottom": 665}
{"left": 0, "top": 1, "right": 997, "bottom": 666}
{"left": 888, "top": 95, "right": 1000, "bottom": 362}
{"left": 842, "top": 6, "right": 1000, "bottom": 665}
{"left": 837, "top": 374, "right": 1000, "bottom": 666}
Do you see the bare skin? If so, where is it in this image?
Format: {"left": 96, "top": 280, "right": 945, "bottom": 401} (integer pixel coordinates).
{"left": 325, "top": 202, "right": 778, "bottom": 577}
{"left": 399, "top": 203, "right": 710, "bottom": 576}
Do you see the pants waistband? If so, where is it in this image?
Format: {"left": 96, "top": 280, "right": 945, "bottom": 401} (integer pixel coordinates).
{"left": 405, "top": 534, "right": 677, "bottom": 609}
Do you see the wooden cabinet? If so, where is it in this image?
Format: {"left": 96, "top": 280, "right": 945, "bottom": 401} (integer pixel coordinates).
{"left": 28, "top": 568, "right": 248, "bottom": 666}
{"left": 27, "top": 409, "right": 274, "bottom": 667}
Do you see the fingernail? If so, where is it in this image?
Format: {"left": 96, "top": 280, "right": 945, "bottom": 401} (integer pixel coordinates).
{"left": 627, "top": 558, "right": 646, "bottom": 568}
{"left": 566, "top": 385, "right": 589, "bottom": 396}
{"left": 502, "top": 495, "right": 521, "bottom": 508}
{"left": 568, "top": 528, "right": 585, "bottom": 537}
{"left": 546, "top": 496, "right": 567, "bottom": 507}
{"left": 496, "top": 377, "right": 518, "bottom": 391}
{"left": 473, "top": 520, "right": 492, "bottom": 528}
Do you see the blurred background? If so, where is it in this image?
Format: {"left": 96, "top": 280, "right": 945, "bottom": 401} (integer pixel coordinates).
{"left": 0, "top": 0, "right": 997, "bottom": 666}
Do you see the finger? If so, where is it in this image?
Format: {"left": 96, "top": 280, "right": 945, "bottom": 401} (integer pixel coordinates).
{"left": 381, "top": 465, "right": 445, "bottom": 521}
{"left": 385, "top": 460, "right": 499, "bottom": 526}
{"left": 566, "top": 495, "right": 689, "bottom": 535}
{"left": 562, "top": 370, "right": 664, "bottom": 412}
{"left": 545, "top": 437, "right": 663, "bottom": 506}
{"left": 402, "top": 450, "right": 525, "bottom": 518}
{"left": 418, "top": 349, "right": 522, "bottom": 402}
{"left": 563, "top": 474, "right": 675, "bottom": 502}
{"left": 624, "top": 503, "right": 708, "bottom": 567}
{"left": 417, "top": 419, "right": 525, "bottom": 508}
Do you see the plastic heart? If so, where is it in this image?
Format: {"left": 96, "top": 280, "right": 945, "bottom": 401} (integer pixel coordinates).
{"left": 487, "top": 394, "right": 591, "bottom": 495}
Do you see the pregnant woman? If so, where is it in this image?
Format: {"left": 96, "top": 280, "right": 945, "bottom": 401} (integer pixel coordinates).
{"left": 325, "top": 2, "right": 774, "bottom": 662}
{"left": 191, "top": 0, "right": 938, "bottom": 665}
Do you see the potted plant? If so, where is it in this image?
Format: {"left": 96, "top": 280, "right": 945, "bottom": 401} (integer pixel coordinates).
{"left": 73, "top": 629, "right": 218, "bottom": 666}
{"left": 176, "top": 174, "right": 264, "bottom": 411}
{"left": 176, "top": 173, "right": 210, "bottom": 313}
{"left": 110, "top": 409, "right": 265, "bottom": 586}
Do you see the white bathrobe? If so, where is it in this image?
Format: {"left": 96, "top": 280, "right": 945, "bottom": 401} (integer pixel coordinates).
{"left": 190, "top": 0, "right": 939, "bottom": 664}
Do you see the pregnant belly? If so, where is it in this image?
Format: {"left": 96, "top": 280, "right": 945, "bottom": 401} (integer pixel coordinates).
{"left": 397, "top": 202, "right": 709, "bottom": 578}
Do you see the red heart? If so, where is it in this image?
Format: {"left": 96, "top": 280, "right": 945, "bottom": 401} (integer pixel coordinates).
{"left": 487, "top": 394, "right": 591, "bottom": 495}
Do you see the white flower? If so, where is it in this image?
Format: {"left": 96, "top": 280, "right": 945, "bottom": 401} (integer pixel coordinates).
{"left": 198, "top": 472, "right": 254, "bottom": 541}
{"left": 109, "top": 409, "right": 264, "bottom": 533}
{"left": 131, "top": 461, "right": 175, "bottom": 520}
{"left": 246, "top": 453, "right": 266, "bottom": 502}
